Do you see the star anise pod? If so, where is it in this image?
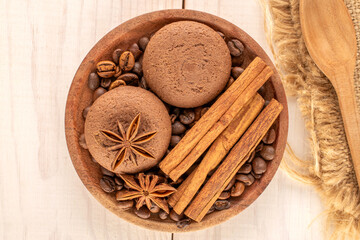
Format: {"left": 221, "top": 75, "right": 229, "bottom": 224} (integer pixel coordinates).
{"left": 100, "top": 114, "right": 157, "bottom": 171}
{"left": 116, "top": 173, "right": 176, "bottom": 213}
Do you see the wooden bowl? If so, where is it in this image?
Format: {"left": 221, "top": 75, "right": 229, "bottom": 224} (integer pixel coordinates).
{"left": 65, "top": 9, "right": 288, "bottom": 232}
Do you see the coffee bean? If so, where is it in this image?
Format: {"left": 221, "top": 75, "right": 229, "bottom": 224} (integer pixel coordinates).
{"left": 231, "top": 182, "right": 245, "bottom": 197}
{"left": 226, "top": 77, "right": 235, "bottom": 89}
{"left": 179, "top": 109, "right": 195, "bottom": 125}
{"left": 115, "top": 184, "right": 123, "bottom": 191}
{"left": 224, "top": 176, "right": 236, "bottom": 191}
{"left": 116, "top": 200, "right": 133, "bottom": 209}
{"left": 264, "top": 100, "right": 270, "bottom": 107}
{"left": 262, "top": 129, "right": 276, "bottom": 144}
{"left": 177, "top": 218, "right": 191, "bottom": 229}
{"left": 257, "top": 85, "right": 266, "bottom": 97}
{"left": 170, "top": 177, "right": 184, "bottom": 186}
{"left": 158, "top": 210, "right": 168, "bottom": 220}
{"left": 252, "top": 157, "right": 267, "bottom": 174}
{"left": 114, "top": 176, "right": 123, "bottom": 186}
{"left": 149, "top": 202, "right": 161, "bottom": 213}
{"left": 227, "top": 39, "right": 245, "bottom": 57}
{"left": 170, "top": 135, "right": 181, "bottom": 147}
{"left": 231, "top": 67, "right": 244, "bottom": 79}
{"left": 93, "top": 87, "right": 107, "bottom": 102}
{"left": 88, "top": 72, "right": 100, "bottom": 90}
{"left": 218, "top": 191, "right": 231, "bottom": 200}
{"left": 238, "top": 163, "right": 252, "bottom": 174}
{"left": 138, "top": 37, "right": 150, "bottom": 51}
{"left": 246, "top": 174, "right": 255, "bottom": 186}
{"left": 114, "top": 66, "right": 122, "bottom": 78}
{"left": 260, "top": 145, "right": 275, "bottom": 160}
{"left": 117, "top": 73, "right": 139, "bottom": 83}
{"left": 97, "top": 61, "right": 116, "bottom": 78}
{"left": 109, "top": 79, "right": 126, "bottom": 90}
{"left": 232, "top": 55, "right": 245, "bottom": 66}
{"left": 100, "top": 78, "right": 111, "bottom": 88}
{"left": 217, "top": 31, "right": 226, "bottom": 40}
{"left": 255, "top": 142, "right": 264, "bottom": 152}
{"left": 247, "top": 151, "right": 255, "bottom": 163}
{"left": 82, "top": 106, "right": 91, "bottom": 119}
{"left": 129, "top": 43, "right": 143, "bottom": 60}
{"left": 99, "top": 176, "right": 116, "bottom": 193}
{"left": 169, "top": 210, "right": 184, "bottom": 222}
{"left": 172, "top": 121, "right": 186, "bottom": 135}
{"left": 79, "top": 133, "right": 87, "bottom": 149}
{"left": 207, "top": 205, "right": 215, "bottom": 215}
{"left": 214, "top": 200, "right": 231, "bottom": 211}
{"left": 100, "top": 166, "right": 115, "bottom": 177}
{"left": 139, "top": 77, "right": 148, "bottom": 89}
{"left": 236, "top": 174, "right": 250, "bottom": 184}
{"left": 194, "top": 107, "right": 202, "bottom": 121}
{"left": 251, "top": 172, "right": 262, "bottom": 179}
{"left": 112, "top": 48, "right": 123, "bottom": 64}
{"left": 132, "top": 62, "right": 143, "bottom": 76}
{"left": 134, "top": 207, "right": 151, "bottom": 219}
{"left": 124, "top": 183, "right": 130, "bottom": 189}
{"left": 201, "top": 107, "right": 209, "bottom": 117}
{"left": 170, "top": 114, "right": 177, "bottom": 124}
{"left": 119, "top": 51, "right": 135, "bottom": 71}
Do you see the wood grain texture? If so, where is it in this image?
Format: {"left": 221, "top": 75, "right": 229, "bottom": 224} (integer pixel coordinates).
{"left": 0, "top": 0, "right": 323, "bottom": 239}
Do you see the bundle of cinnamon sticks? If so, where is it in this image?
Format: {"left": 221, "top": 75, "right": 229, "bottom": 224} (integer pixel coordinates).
{"left": 159, "top": 57, "right": 283, "bottom": 222}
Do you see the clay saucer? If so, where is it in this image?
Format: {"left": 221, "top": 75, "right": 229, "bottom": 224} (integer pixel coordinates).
{"left": 65, "top": 9, "right": 288, "bottom": 232}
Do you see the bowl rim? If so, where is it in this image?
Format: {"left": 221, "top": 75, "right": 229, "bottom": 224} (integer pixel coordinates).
{"left": 65, "top": 9, "right": 288, "bottom": 232}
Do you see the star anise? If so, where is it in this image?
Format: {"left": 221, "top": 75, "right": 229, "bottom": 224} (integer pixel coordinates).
{"left": 100, "top": 114, "right": 157, "bottom": 171}
{"left": 116, "top": 173, "right": 176, "bottom": 213}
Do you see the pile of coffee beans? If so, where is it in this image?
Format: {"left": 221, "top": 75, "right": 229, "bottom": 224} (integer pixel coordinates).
{"left": 77, "top": 29, "right": 277, "bottom": 229}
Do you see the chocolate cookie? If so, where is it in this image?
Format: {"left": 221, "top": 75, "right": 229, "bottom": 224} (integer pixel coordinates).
{"left": 85, "top": 86, "right": 171, "bottom": 174}
{"left": 143, "top": 21, "right": 231, "bottom": 108}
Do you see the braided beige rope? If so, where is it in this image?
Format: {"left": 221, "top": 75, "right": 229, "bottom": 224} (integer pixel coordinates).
{"left": 260, "top": 0, "right": 360, "bottom": 239}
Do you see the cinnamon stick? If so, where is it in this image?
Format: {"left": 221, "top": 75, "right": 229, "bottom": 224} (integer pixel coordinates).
{"left": 171, "top": 94, "right": 265, "bottom": 214}
{"left": 159, "top": 57, "right": 267, "bottom": 175}
{"left": 184, "top": 99, "right": 283, "bottom": 222}
{"left": 168, "top": 66, "right": 273, "bottom": 181}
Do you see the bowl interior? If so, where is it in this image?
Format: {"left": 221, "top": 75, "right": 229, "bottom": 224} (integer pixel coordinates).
{"left": 65, "top": 9, "right": 288, "bottom": 232}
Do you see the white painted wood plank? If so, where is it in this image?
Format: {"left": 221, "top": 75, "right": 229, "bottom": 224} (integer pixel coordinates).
{"left": 0, "top": 0, "right": 181, "bottom": 239}
{"left": 175, "top": 1, "right": 324, "bottom": 239}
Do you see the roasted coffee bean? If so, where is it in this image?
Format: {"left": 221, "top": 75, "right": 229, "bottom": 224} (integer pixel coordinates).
{"left": 252, "top": 157, "right": 267, "bottom": 174}
{"left": 132, "top": 62, "right": 143, "bottom": 76}
{"left": 201, "top": 107, "right": 209, "bottom": 117}
{"left": 214, "top": 200, "right": 231, "bottom": 211}
{"left": 227, "top": 39, "right": 245, "bottom": 57}
{"left": 224, "top": 177, "right": 236, "bottom": 191}
{"left": 194, "top": 107, "right": 202, "bottom": 121}
{"left": 79, "top": 133, "right": 88, "bottom": 149}
{"left": 207, "top": 205, "right": 215, "bottom": 215}
{"left": 231, "top": 67, "right": 244, "bottom": 79}
{"left": 157, "top": 176, "right": 167, "bottom": 184}
{"left": 159, "top": 210, "right": 168, "bottom": 220}
{"left": 114, "top": 66, "right": 122, "bottom": 78}
{"left": 180, "top": 109, "right": 195, "bottom": 125}
{"left": 257, "top": 85, "right": 266, "bottom": 97}
{"left": 114, "top": 176, "right": 123, "bottom": 186}
{"left": 88, "top": 72, "right": 100, "bottom": 90}
{"left": 247, "top": 151, "right": 255, "bottom": 163}
{"left": 109, "top": 79, "right": 126, "bottom": 90}
{"left": 100, "top": 78, "right": 111, "bottom": 88}
{"left": 260, "top": 145, "right": 275, "bottom": 161}
{"left": 138, "top": 37, "right": 150, "bottom": 51}
{"left": 218, "top": 191, "right": 231, "bottom": 200}
{"left": 231, "top": 182, "right": 245, "bottom": 197}
{"left": 112, "top": 48, "right": 123, "bottom": 64}
{"left": 93, "top": 87, "right": 107, "bottom": 101}
{"left": 172, "top": 121, "right": 187, "bottom": 135}
{"left": 217, "top": 31, "right": 226, "bottom": 40}
{"left": 264, "top": 100, "right": 270, "bottom": 107}
{"left": 83, "top": 106, "right": 91, "bottom": 119}
{"left": 134, "top": 207, "right": 151, "bottom": 219}
{"left": 255, "top": 142, "right": 264, "bottom": 152}
{"left": 262, "top": 129, "right": 276, "bottom": 144}
{"left": 226, "top": 77, "right": 235, "bottom": 89}
{"left": 149, "top": 202, "right": 161, "bottom": 213}
{"left": 119, "top": 51, "right": 135, "bottom": 71}
{"left": 170, "top": 135, "right": 181, "bottom": 147}
{"left": 251, "top": 172, "right": 262, "bottom": 179}
{"left": 115, "top": 184, "right": 123, "bottom": 191}
{"left": 169, "top": 210, "right": 184, "bottom": 222}
{"left": 170, "top": 114, "right": 177, "bottom": 124}
{"left": 246, "top": 174, "right": 255, "bottom": 186}
{"left": 236, "top": 174, "right": 250, "bottom": 184}
{"left": 170, "top": 177, "right": 184, "bottom": 186}
{"left": 99, "top": 176, "right": 116, "bottom": 193}
{"left": 117, "top": 73, "right": 139, "bottom": 83}
{"left": 123, "top": 182, "right": 130, "bottom": 189}
{"left": 97, "top": 61, "right": 116, "bottom": 78}
{"left": 129, "top": 43, "right": 143, "bottom": 60}
{"left": 116, "top": 200, "right": 133, "bottom": 209}
{"left": 100, "top": 166, "right": 115, "bottom": 177}
{"left": 177, "top": 218, "right": 191, "bottom": 229}
{"left": 232, "top": 55, "right": 245, "bottom": 66}
{"left": 139, "top": 77, "right": 148, "bottom": 89}
{"left": 238, "top": 163, "right": 252, "bottom": 174}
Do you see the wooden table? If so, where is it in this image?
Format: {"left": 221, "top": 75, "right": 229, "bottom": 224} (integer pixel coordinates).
{"left": 0, "top": 0, "right": 324, "bottom": 239}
